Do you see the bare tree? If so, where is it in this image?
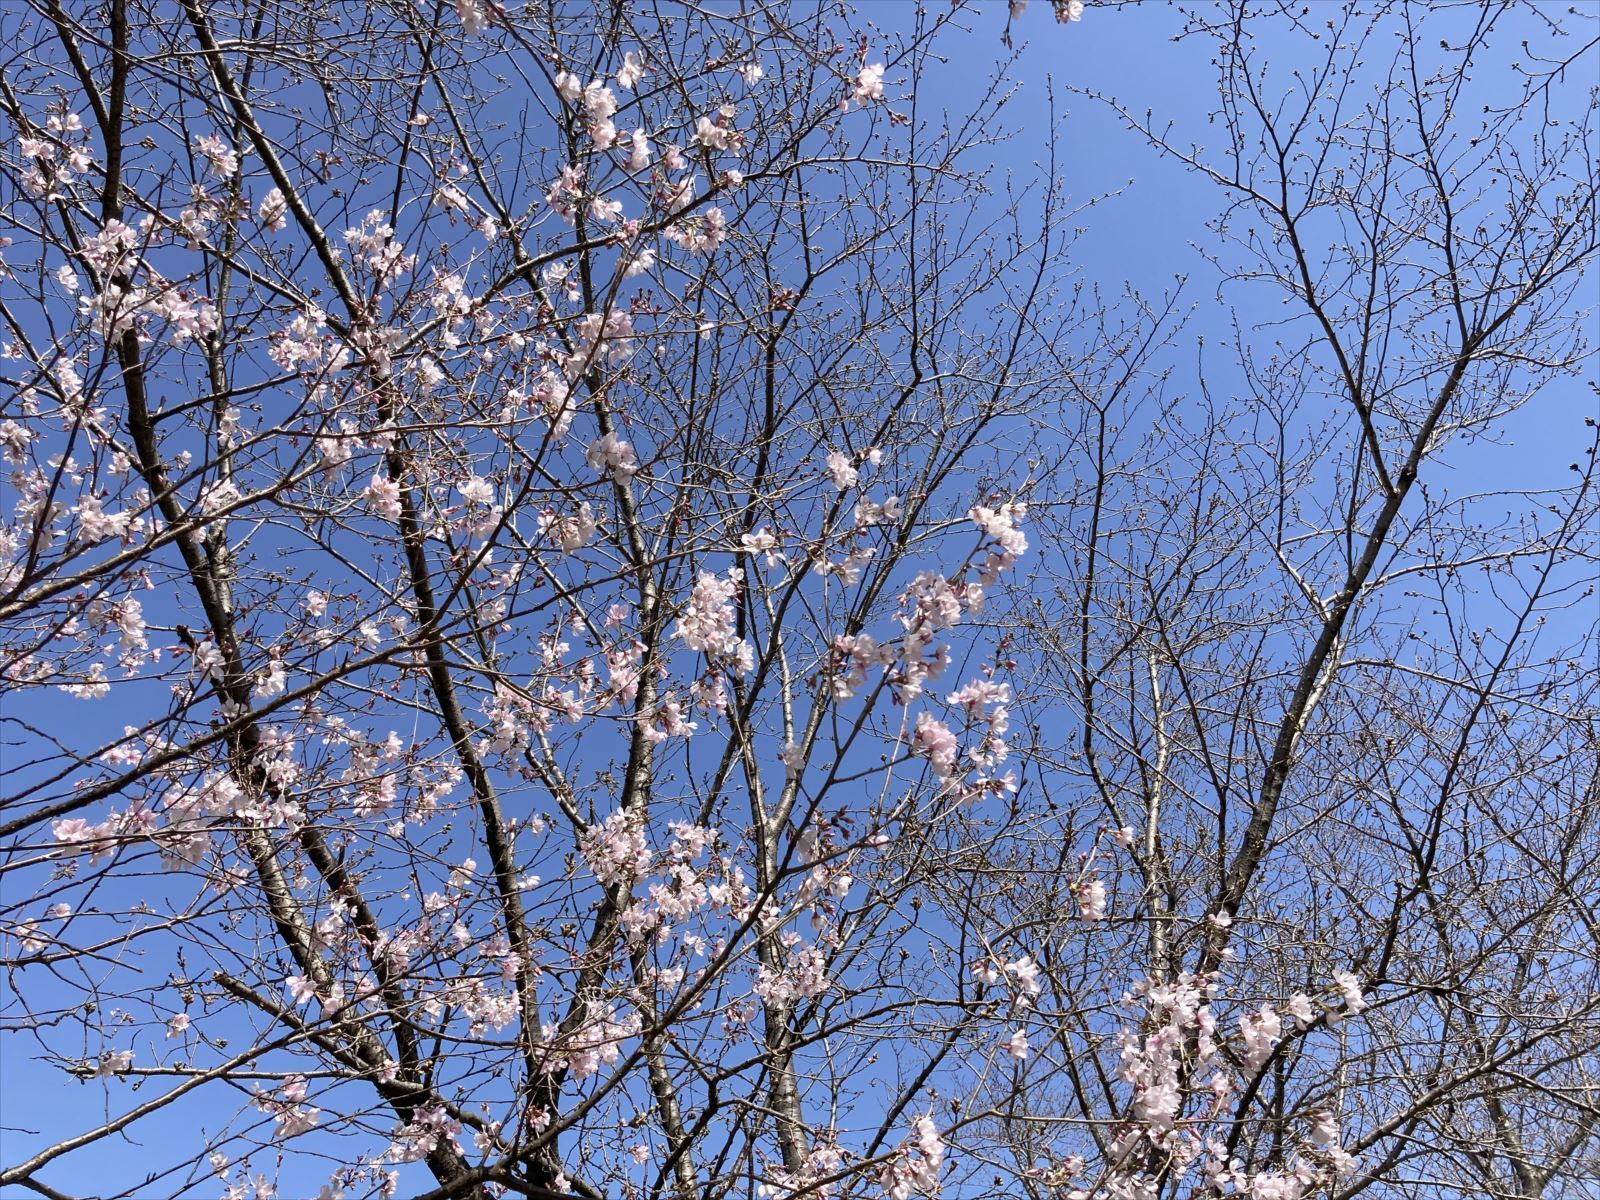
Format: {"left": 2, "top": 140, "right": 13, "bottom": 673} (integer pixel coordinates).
{"left": 975, "top": 2, "right": 1600, "bottom": 1197}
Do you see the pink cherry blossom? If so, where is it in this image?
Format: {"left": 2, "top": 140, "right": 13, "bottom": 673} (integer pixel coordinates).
{"left": 854, "top": 63, "right": 885, "bottom": 104}
{"left": 257, "top": 188, "right": 288, "bottom": 231}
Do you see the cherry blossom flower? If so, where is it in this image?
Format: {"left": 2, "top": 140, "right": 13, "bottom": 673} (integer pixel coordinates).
{"left": 1074, "top": 875, "right": 1107, "bottom": 921}
{"left": 824, "top": 450, "right": 858, "bottom": 490}
{"left": 584, "top": 81, "right": 620, "bottom": 149}
{"left": 693, "top": 111, "right": 740, "bottom": 152}
{"left": 740, "top": 526, "right": 784, "bottom": 567}
{"left": 779, "top": 741, "right": 806, "bottom": 778}
{"left": 625, "top": 128, "right": 653, "bottom": 172}
{"left": 365, "top": 473, "right": 402, "bottom": 521}
{"left": 854, "top": 63, "right": 886, "bottom": 105}
{"left": 586, "top": 432, "right": 638, "bottom": 480}
{"left": 665, "top": 206, "right": 727, "bottom": 253}
{"left": 194, "top": 133, "right": 238, "bottom": 179}
{"left": 434, "top": 183, "right": 469, "bottom": 215}
{"left": 878, "top": 1114, "right": 944, "bottom": 1200}
{"left": 1005, "top": 954, "right": 1043, "bottom": 1003}
{"left": 911, "top": 711, "right": 958, "bottom": 777}
{"left": 457, "top": 475, "right": 495, "bottom": 506}
{"left": 59, "top": 662, "right": 111, "bottom": 700}
{"left": 754, "top": 940, "right": 830, "bottom": 1003}
{"left": 674, "top": 569, "right": 750, "bottom": 666}
{"left": 623, "top": 244, "right": 657, "bottom": 277}
{"left": 545, "top": 164, "right": 583, "bottom": 223}
{"left": 580, "top": 810, "right": 651, "bottom": 887}
{"left": 588, "top": 194, "right": 624, "bottom": 223}
{"left": 539, "top": 502, "right": 598, "bottom": 552}
{"left": 269, "top": 308, "right": 332, "bottom": 372}
{"left": 455, "top": 0, "right": 489, "bottom": 36}
{"left": 255, "top": 656, "right": 287, "bottom": 697}
{"left": 969, "top": 501, "right": 1029, "bottom": 579}
{"left": 642, "top": 693, "right": 698, "bottom": 742}
{"left": 1332, "top": 970, "right": 1366, "bottom": 1014}
{"left": 257, "top": 187, "right": 288, "bottom": 231}
{"left": 616, "top": 51, "right": 644, "bottom": 90}
{"left": 1284, "top": 992, "right": 1316, "bottom": 1027}
{"left": 94, "top": 1050, "right": 135, "bottom": 1079}
{"left": 1239, "top": 1003, "right": 1283, "bottom": 1073}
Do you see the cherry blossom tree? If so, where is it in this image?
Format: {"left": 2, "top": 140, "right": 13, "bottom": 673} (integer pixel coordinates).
{"left": 0, "top": 2, "right": 1595, "bottom": 1200}
{"left": 0, "top": 2, "right": 1082, "bottom": 1197}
